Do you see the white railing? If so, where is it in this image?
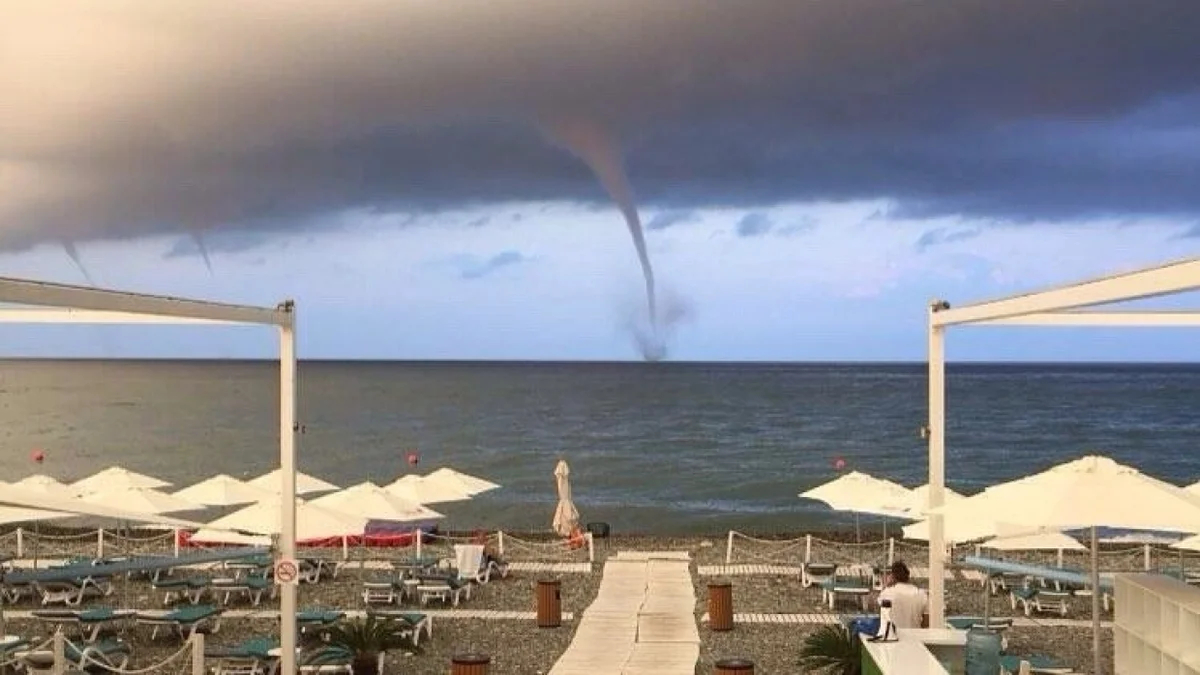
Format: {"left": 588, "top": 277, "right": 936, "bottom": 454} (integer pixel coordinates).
{"left": 722, "top": 530, "right": 1198, "bottom": 573}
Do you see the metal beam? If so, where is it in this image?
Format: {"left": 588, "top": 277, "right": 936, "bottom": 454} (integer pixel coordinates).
{"left": 0, "top": 276, "right": 290, "bottom": 327}
{"left": 0, "top": 309, "right": 240, "bottom": 325}
{"left": 976, "top": 311, "right": 1200, "bottom": 327}
{"left": 932, "top": 258, "right": 1200, "bottom": 327}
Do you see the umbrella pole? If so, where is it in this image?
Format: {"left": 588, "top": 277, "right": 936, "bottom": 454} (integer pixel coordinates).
{"left": 855, "top": 513, "right": 862, "bottom": 563}
{"left": 1091, "top": 526, "right": 1102, "bottom": 675}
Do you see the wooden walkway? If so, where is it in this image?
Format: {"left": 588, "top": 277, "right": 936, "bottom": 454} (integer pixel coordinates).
{"left": 550, "top": 551, "right": 699, "bottom": 675}
{"left": 508, "top": 561, "right": 593, "bottom": 574}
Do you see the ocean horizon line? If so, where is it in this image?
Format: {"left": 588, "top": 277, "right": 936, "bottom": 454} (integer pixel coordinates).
{"left": 0, "top": 357, "right": 1197, "bottom": 367}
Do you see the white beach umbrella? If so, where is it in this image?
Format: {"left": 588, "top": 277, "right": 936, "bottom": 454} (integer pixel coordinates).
{"left": 800, "top": 470, "right": 913, "bottom": 545}
{"left": 0, "top": 485, "right": 203, "bottom": 528}
{"left": 246, "top": 469, "right": 339, "bottom": 495}
{"left": 79, "top": 487, "right": 204, "bottom": 514}
{"left": 887, "top": 483, "right": 966, "bottom": 517}
{"left": 927, "top": 455, "right": 1200, "bottom": 675}
{"left": 199, "top": 496, "right": 368, "bottom": 542}
{"left": 800, "top": 470, "right": 913, "bottom": 518}
{"left": 424, "top": 467, "right": 501, "bottom": 496}
{"left": 981, "top": 529, "right": 1086, "bottom": 552}
{"left": 187, "top": 529, "right": 270, "bottom": 547}
{"left": 311, "top": 482, "right": 444, "bottom": 522}
{"left": 12, "top": 474, "right": 75, "bottom": 496}
{"left": 0, "top": 505, "right": 74, "bottom": 526}
{"left": 384, "top": 474, "right": 472, "bottom": 505}
{"left": 1170, "top": 534, "right": 1200, "bottom": 553}
{"left": 71, "top": 466, "right": 170, "bottom": 493}
{"left": 173, "top": 474, "right": 275, "bottom": 507}
{"left": 552, "top": 460, "right": 580, "bottom": 538}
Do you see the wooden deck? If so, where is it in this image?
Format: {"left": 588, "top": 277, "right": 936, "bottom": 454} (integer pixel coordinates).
{"left": 550, "top": 551, "right": 699, "bottom": 675}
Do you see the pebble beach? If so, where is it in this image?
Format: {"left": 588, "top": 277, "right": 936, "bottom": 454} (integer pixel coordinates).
{"left": 0, "top": 529, "right": 1156, "bottom": 674}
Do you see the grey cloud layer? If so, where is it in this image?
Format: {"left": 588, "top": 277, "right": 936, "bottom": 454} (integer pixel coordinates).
{"left": 3, "top": 0, "right": 1199, "bottom": 248}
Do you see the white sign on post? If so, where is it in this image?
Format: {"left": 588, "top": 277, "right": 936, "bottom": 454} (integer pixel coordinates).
{"left": 274, "top": 558, "right": 299, "bottom": 585}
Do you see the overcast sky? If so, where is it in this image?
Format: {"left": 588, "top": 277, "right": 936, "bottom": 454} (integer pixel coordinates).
{"left": 2, "top": 1, "right": 1199, "bottom": 361}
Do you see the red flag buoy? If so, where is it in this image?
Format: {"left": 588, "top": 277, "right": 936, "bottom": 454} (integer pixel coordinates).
{"left": 406, "top": 451, "right": 419, "bottom": 466}
{"left": 833, "top": 457, "right": 846, "bottom": 470}
{"left": 30, "top": 449, "right": 45, "bottom": 463}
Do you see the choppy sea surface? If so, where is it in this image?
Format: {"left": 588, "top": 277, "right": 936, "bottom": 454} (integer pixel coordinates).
{"left": 1, "top": 360, "right": 1197, "bottom": 535}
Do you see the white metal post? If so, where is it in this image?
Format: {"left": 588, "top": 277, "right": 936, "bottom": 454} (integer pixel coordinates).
{"left": 278, "top": 307, "right": 299, "bottom": 675}
{"left": 725, "top": 531, "right": 734, "bottom": 564}
{"left": 927, "top": 301, "right": 947, "bottom": 628}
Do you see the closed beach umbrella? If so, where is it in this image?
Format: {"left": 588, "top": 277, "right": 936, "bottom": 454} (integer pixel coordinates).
{"left": 552, "top": 460, "right": 580, "bottom": 538}
{"left": 198, "top": 496, "right": 369, "bottom": 542}
{"left": 927, "top": 455, "right": 1200, "bottom": 675}
{"left": 173, "top": 474, "right": 274, "bottom": 506}
{"left": 384, "top": 474, "right": 472, "bottom": 505}
{"left": 424, "top": 467, "right": 501, "bottom": 496}
{"left": 246, "top": 469, "right": 339, "bottom": 495}
{"left": 312, "top": 482, "right": 444, "bottom": 523}
{"left": 72, "top": 466, "right": 170, "bottom": 493}
{"left": 80, "top": 487, "right": 204, "bottom": 514}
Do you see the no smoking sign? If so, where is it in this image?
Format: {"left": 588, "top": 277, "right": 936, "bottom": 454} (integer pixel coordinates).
{"left": 274, "top": 558, "right": 299, "bottom": 585}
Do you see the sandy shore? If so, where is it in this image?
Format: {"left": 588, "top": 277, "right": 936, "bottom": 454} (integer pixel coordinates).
{"left": 1, "top": 530, "right": 1152, "bottom": 673}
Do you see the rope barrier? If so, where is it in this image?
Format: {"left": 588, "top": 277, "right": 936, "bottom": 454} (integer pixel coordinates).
{"left": 76, "top": 635, "right": 194, "bottom": 674}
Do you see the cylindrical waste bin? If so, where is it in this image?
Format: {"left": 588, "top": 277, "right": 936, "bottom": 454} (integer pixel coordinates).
{"left": 714, "top": 657, "right": 755, "bottom": 674}
{"left": 965, "top": 628, "right": 1002, "bottom": 675}
{"left": 537, "top": 579, "right": 562, "bottom": 628}
{"left": 450, "top": 653, "right": 491, "bottom": 675}
{"left": 708, "top": 581, "right": 733, "bottom": 631}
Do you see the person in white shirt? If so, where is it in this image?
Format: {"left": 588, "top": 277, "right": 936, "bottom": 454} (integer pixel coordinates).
{"left": 877, "top": 561, "right": 929, "bottom": 629}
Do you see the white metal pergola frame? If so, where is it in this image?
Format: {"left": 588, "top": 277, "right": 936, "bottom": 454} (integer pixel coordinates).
{"left": 0, "top": 277, "right": 303, "bottom": 675}
{"left": 926, "top": 258, "right": 1200, "bottom": 636}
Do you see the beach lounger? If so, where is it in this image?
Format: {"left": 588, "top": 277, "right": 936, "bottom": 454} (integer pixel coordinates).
{"left": 15, "top": 637, "right": 132, "bottom": 674}
{"left": 802, "top": 562, "right": 837, "bottom": 588}
{"left": 1000, "top": 654, "right": 1076, "bottom": 674}
{"left": 368, "top": 609, "right": 433, "bottom": 646}
{"left": 819, "top": 576, "right": 872, "bottom": 611}
{"left": 206, "top": 636, "right": 278, "bottom": 675}
{"left": 1010, "top": 588, "right": 1071, "bottom": 616}
{"left": 212, "top": 574, "right": 274, "bottom": 606}
{"left": 34, "top": 577, "right": 113, "bottom": 606}
{"left": 135, "top": 604, "right": 224, "bottom": 640}
{"left": 31, "top": 607, "right": 136, "bottom": 642}
{"left": 417, "top": 576, "right": 470, "bottom": 606}
{"left": 989, "top": 572, "right": 1029, "bottom": 595}
{"left": 361, "top": 581, "right": 401, "bottom": 605}
{"left": 298, "top": 609, "right": 346, "bottom": 638}
{"left": 153, "top": 576, "right": 211, "bottom": 605}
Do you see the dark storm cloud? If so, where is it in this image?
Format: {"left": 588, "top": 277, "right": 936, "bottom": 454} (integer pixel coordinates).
{"left": 4, "top": 0, "right": 1200, "bottom": 249}
{"left": 914, "top": 227, "right": 983, "bottom": 252}
{"left": 459, "top": 250, "right": 530, "bottom": 280}
{"left": 736, "top": 213, "right": 773, "bottom": 238}
{"left": 645, "top": 211, "right": 700, "bottom": 231}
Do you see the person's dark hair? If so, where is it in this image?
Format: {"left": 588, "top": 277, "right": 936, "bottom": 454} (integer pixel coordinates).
{"left": 890, "top": 561, "right": 911, "bottom": 584}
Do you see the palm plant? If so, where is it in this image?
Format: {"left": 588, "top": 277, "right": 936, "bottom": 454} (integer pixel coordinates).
{"left": 322, "top": 616, "right": 407, "bottom": 675}
{"left": 798, "top": 623, "right": 862, "bottom": 675}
